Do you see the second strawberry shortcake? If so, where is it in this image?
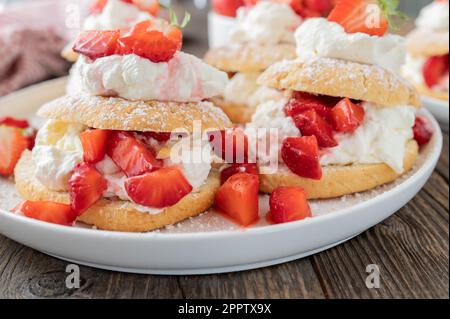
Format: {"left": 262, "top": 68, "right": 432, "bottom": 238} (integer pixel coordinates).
{"left": 14, "top": 19, "right": 232, "bottom": 232}
{"left": 248, "top": 0, "right": 433, "bottom": 199}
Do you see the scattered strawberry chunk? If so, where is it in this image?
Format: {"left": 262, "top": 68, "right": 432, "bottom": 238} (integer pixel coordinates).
{"left": 107, "top": 131, "right": 162, "bottom": 177}
{"left": 0, "top": 117, "right": 29, "bottom": 129}
{"left": 69, "top": 163, "right": 107, "bottom": 213}
{"left": 125, "top": 166, "right": 193, "bottom": 208}
{"left": 213, "top": 0, "right": 245, "bottom": 17}
{"left": 281, "top": 136, "right": 322, "bottom": 180}
{"left": 15, "top": 201, "right": 77, "bottom": 226}
{"left": 73, "top": 30, "right": 120, "bottom": 61}
{"left": 413, "top": 116, "right": 433, "bottom": 146}
{"left": 285, "top": 92, "right": 334, "bottom": 122}
{"left": 141, "top": 131, "right": 172, "bottom": 143}
{"left": 132, "top": 0, "right": 160, "bottom": 16}
{"left": 209, "top": 127, "right": 249, "bottom": 163}
{"left": 293, "top": 109, "right": 338, "bottom": 147}
{"left": 422, "top": 54, "right": 449, "bottom": 89}
{"left": 215, "top": 173, "right": 259, "bottom": 227}
{"left": 26, "top": 129, "right": 37, "bottom": 150}
{"left": 269, "top": 187, "right": 312, "bottom": 224}
{"left": 80, "top": 129, "right": 111, "bottom": 164}
{"left": 328, "top": 0, "right": 389, "bottom": 36}
{"left": 0, "top": 126, "right": 28, "bottom": 176}
{"left": 220, "top": 163, "right": 259, "bottom": 184}
{"left": 330, "top": 97, "right": 365, "bottom": 133}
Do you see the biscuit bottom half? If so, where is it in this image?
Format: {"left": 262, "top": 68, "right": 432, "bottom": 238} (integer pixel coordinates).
{"left": 15, "top": 151, "right": 220, "bottom": 232}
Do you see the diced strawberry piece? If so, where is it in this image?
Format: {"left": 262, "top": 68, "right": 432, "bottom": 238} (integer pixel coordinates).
{"left": 328, "top": 0, "right": 389, "bottom": 36}
{"left": 0, "top": 117, "right": 29, "bottom": 129}
{"left": 215, "top": 173, "right": 259, "bottom": 227}
{"left": 413, "top": 116, "right": 433, "bottom": 146}
{"left": 209, "top": 127, "right": 249, "bottom": 163}
{"left": 293, "top": 109, "right": 337, "bottom": 147}
{"left": 269, "top": 187, "right": 312, "bottom": 224}
{"left": 26, "top": 129, "right": 37, "bottom": 150}
{"left": 125, "top": 166, "right": 193, "bottom": 208}
{"left": 142, "top": 131, "right": 171, "bottom": 143}
{"left": 285, "top": 92, "right": 335, "bottom": 121}
{"left": 0, "top": 126, "right": 28, "bottom": 176}
{"left": 330, "top": 97, "right": 365, "bottom": 133}
{"left": 90, "top": 0, "right": 108, "bottom": 14}
{"left": 69, "top": 163, "right": 107, "bottom": 213}
{"left": 220, "top": 163, "right": 259, "bottom": 184}
{"left": 80, "top": 129, "right": 111, "bottom": 164}
{"left": 423, "top": 55, "right": 450, "bottom": 89}
{"left": 281, "top": 136, "right": 322, "bottom": 180}
{"left": 213, "top": 0, "right": 245, "bottom": 17}
{"left": 304, "top": 0, "right": 334, "bottom": 15}
{"left": 73, "top": 30, "right": 120, "bottom": 61}
{"left": 107, "top": 131, "right": 162, "bottom": 177}
{"left": 15, "top": 201, "right": 77, "bottom": 226}
{"left": 132, "top": 0, "right": 160, "bottom": 16}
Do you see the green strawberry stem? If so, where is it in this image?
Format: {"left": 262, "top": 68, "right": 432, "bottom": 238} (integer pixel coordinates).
{"left": 377, "top": 0, "right": 407, "bottom": 30}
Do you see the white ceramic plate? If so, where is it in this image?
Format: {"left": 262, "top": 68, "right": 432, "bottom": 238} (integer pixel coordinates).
{"left": 0, "top": 78, "right": 443, "bottom": 275}
{"left": 422, "top": 95, "right": 449, "bottom": 131}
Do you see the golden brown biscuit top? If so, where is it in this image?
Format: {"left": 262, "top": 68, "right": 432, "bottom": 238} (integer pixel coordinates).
{"left": 406, "top": 29, "right": 450, "bottom": 57}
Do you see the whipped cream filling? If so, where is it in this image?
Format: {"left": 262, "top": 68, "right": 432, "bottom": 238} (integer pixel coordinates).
{"left": 223, "top": 72, "right": 285, "bottom": 108}
{"left": 229, "top": 1, "right": 302, "bottom": 45}
{"left": 83, "top": 0, "right": 152, "bottom": 31}
{"left": 416, "top": 1, "right": 449, "bottom": 31}
{"left": 71, "top": 52, "right": 228, "bottom": 102}
{"left": 295, "top": 18, "right": 406, "bottom": 75}
{"left": 403, "top": 54, "right": 450, "bottom": 93}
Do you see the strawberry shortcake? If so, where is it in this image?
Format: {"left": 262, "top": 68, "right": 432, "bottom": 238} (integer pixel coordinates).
{"left": 403, "top": 0, "right": 449, "bottom": 101}
{"left": 14, "top": 19, "right": 232, "bottom": 232}
{"left": 204, "top": 1, "right": 303, "bottom": 123}
{"left": 248, "top": 0, "right": 433, "bottom": 198}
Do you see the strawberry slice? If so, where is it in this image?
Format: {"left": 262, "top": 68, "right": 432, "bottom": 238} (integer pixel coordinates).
{"left": 0, "top": 117, "right": 29, "bottom": 129}
{"left": 73, "top": 30, "right": 121, "bottom": 61}
{"left": 69, "top": 163, "right": 107, "bottom": 213}
{"left": 209, "top": 127, "right": 249, "bottom": 163}
{"left": 328, "top": 0, "right": 389, "bottom": 36}
{"left": 26, "top": 129, "right": 37, "bottom": 150}
{"left": 0, "top": 126, "right": 28, "bottom": 176}
{"left": 118, "top": 20, "right": 182, "bottom": 62}
{"left": 285, "top": 92, "right": 336, "bottom": 122}
{"left": 107, "top": 131, "right": 162, "bottom": 177}
{"left": 413, "top": 116, "right": 433, "bottom": 146}
{"left": 80, "top": 129, "right": 111, "bottom": 164}
{"left": 293, "top": 109, "right": 338, "bottom": 147}
{"left": 330, "top": 97, "right": 365, "bottom": 133}
{"left": 125, "top": 166, "right": 193, "bottom": 208}
{"left": 281, "top": 136, "right": 322, "bottom": 180}
{"left": 132, "top": 0, "right": 160, "bottom": 16}
{"left": 268, "top": 187, "right": 312, "bottom": 224}
{"left": 213, "top": 0, "right": 245, "bottom": 17}
{"left": 141, "top": 131, "right": 172, "bottom": 143}
{"left": 15, "top": 201, "right": 77, "bottom": 226}
{"left": 220, "top": 163, "right": 259, "bottom": 184}
{"left": 215, "top": 173, "right": 259, "bottom": 227}
{"left": 423, "top": 54, "right": 450, "bottom": 89}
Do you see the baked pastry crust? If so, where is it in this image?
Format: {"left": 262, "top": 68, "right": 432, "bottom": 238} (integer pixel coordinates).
{"left": 259, "top": 140, "right": 418, "bottom": 199}
{"left": 210, "top": 97, "right": 256, "bottom": 124}
{"left": 204, "top": 43, "right": 296, "bottom": 73}
{"left": 258, "top": 57, "right": 421, "bottom": 108}
{"left": 38, "top": 95, "right": 232, "bottom": 133}
{"left": 412, "top": 82, "right": 449, "bottom": 101}
{"left": 15, "top": 151, "right": 220, "bottom": 232}
{"left": 406, "top": 29, "right": 450, "bottom": 57}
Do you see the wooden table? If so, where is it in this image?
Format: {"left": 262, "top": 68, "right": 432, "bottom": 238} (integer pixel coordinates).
{"left": 0, "top": 5, "right": 448, "bottom": 299}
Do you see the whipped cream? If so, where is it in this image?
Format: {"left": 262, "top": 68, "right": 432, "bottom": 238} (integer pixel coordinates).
{"left": 295, "top": 18, "right": 406, "bottom": 75}
{"left": 416, "top": 1, "right": 449, "bottom": 31}
{"left": 71, "top": 52, "right": 228, "bottom": 102}
{"left": 32, "top": 120, "right": 86, "bottom": 191}
{"left": 83, "top": 0, "right": 152, "bottom": 31}
{"left": 229, "top": 1, "right": 302, "bottom": 45}
{"left": 224, "top": 72, "right": 285, "bottom": 108}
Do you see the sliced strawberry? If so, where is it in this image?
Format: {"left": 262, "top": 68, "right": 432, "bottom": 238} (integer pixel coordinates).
{"left": 330, "top": 97, "right": 365, "bottom": 133}
{"left": 413, "top": 116, "right": 433, "bottom": 146}
{"left": 107, "top": 131, "right": 162, "bottom": 177}
{"left": 69, "top": 163, "right": 107, "bottom": 213}
{"left": 141, "top": 131, "right": 172, "bottom": 143}
{"left": 73, "top": 30, "right": 120, "bottom": 61}
{"left": 90, "top": 0, "right": 109, "bottom": 14}
{"left": 26, "top": 129, "right": 37, "bottom": 150}
{"left": 293, "top": 109, "right": 337, "bottom": 147}
{"left": 132, "top": 0, "right": 160, "bottom": 16}
{"left": 269, "top": 187, "right": 312, "bottom": 224}
{"left": 209, "top": 127, "right": 249, "bottom": 163}
{"left": 213, "top": 0, "right": 245, "bottom": 17}
{"left": 0, "top": 117, "right": 29, "bottom": 129}
{"left": 215, "top": 173, "right": 259, "bottom": 227}
{"left": 220, "top": 163, "right": 259, "bottom": 184}
{"left": 80, "top": 129, "right": 111, "bottom": 164}
{"left": 328, "top": 0, "right": 389, "bottom": 36}
{"left": 125, "top": 166, "right": 193, "bottom": 208}
{"left": 285, "top": 92, "right": 336, "bottom": 121}
{"left": 423, "top": 54, "right": 450, "bottom": 89}
{"left": 15, "top": 201, "right": 77, "bottom": 226}
{"left": 281, "top": 136, "right": 322, "bottom": 180}
{"left": 0, "top": 126, "right": 28, "bottom": 176}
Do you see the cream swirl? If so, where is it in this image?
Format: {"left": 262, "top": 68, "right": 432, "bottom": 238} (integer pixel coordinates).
{"left": 416, "top": 1, "right": 449, "bottom": 31}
